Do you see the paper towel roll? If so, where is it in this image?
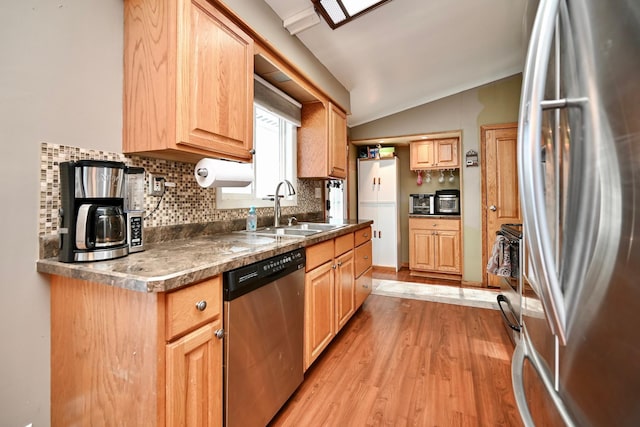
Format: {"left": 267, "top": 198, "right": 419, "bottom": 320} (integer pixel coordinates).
{"left": 194, "top": 158, "right": 253, "bottom": 188}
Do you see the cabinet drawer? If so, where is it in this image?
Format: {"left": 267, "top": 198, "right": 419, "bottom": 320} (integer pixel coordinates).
{"left": 354, "top": 226, "right": 372, "bottom": 246}
{"left": 306, "top": 240, "right": 334, "bottom": 271}
{"left": 334, "top": 233, "right": 354, "bottom": 257}
{"left": 166, "top": 276, "right": 222, "bottom": 341}
{"left": 409, "top": 218, "right": 460, "bottom": 231}
{"left": 355, "top": 267, "right": 372, "bottom": 308}
{"left": 354, "top": 240, "right": 373, "bottom": 278}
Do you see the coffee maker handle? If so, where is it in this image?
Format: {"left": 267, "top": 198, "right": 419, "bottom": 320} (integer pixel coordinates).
{"left": 76, "top": 204, "right": 96, "bottom": 250}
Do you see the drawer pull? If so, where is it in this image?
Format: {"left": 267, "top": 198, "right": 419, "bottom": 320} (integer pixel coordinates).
{"left": 364, "top": 255, "right": 369, "bottom": 260}
{"left": 195, "top": 300, "right": 207, "bottom": 311}
{"left": 215, "top": 328, "right": 224, "bottom": 339}
{"left": 363, "top": 233, "right": 369, "bottom": 238}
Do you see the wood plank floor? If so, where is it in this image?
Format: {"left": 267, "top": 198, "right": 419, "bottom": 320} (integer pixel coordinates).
{"left": 270, "top": 293, "right": 522, "bottom": 426}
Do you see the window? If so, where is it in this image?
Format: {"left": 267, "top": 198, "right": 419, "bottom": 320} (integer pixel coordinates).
{"left": 313, "top": 0, "right": 391, "bottom": 29}
{"left": 216, "top": 105, "right": 297, "bottom": 209}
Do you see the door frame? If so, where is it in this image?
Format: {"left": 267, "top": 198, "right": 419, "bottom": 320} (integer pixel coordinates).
{"left": 481, "top": 122, "right": 518, "bottom": 287}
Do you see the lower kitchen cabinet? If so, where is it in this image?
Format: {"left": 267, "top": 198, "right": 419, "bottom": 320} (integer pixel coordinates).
{"left": 304, "top": 233, "right": 355, "bottom": 370}
{"left": 409, "top": 217, "right": 461, "bottom": 278}
{"left": 304, "top": 227, "right": 373, "bottom": 370}
{"left": 50, "top": 275, "right": 223, "bottom": 426}
{"left": 166, "top": 320, "right": 222, "bottom": 426}
{"left": 354, "top": 226, "right": 373, "bottom": 309}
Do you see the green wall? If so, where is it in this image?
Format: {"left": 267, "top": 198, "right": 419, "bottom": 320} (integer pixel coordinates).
{"left": 350, "top": 74, "right": 522, "bottom": 284}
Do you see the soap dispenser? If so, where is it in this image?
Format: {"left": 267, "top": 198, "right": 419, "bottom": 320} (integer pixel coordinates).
{"left": 246, "top": 206, "right": 257, "bottom": 231}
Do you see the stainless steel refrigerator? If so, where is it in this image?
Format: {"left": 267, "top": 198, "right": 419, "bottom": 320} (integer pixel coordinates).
{"left": 514, "top": 0, "right": 640, "bottom": 425}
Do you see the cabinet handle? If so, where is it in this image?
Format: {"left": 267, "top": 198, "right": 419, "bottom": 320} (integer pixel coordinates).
{"left": 195, "top": 300, "right": 207, "bottom": 311}
{"left": 379, "top": 230, "right": 382, "bottom": 239}
{"left": 373, "top": 230, "right": 377, "bottom": 238}
{"left": 214, "top": 328, "right": 224, "bottom": 339}
{"left": 364, "top": 255, "right": 369, "bottom": 260}
{"left": 377, "top": 177, "right": 381, "bottom": 185}
{"left": 372, "top": 177, "right": 376, "bottom": 185}
{"left": 363, "top": 233, "right": 369, "bottom": 238}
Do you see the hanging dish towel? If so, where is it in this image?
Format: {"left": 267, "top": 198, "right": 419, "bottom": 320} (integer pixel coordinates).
{"left": 486, "top": 235, "right": 511, "bottom": 277}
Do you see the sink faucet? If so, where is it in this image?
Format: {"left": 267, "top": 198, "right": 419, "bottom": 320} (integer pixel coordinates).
{"left": 270, "top": 180, "right": 296, "bottom": 227}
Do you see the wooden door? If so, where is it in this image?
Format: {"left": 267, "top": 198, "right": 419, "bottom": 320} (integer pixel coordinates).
{"left": 328, "top": 104, "right": 347, "bottom": 179}
{"left": 177, "top": 0, "right": 254, "bottom": 160}
{"left": 334, "top": 251, "right": 355, "bottom": 330}
{"left": 482, "top": 123, "right": 520, "bottom": 287}
{"left": 166, "top": 321, "right": 222, "bottom": 427}
{"left": 304, "top": 262, "right": 335, "bottom": 370}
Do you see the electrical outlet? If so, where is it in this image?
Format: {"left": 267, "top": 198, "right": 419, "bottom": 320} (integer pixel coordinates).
{"left": 148, "top": 173, "right": 165, "bottom": 196}
{"left": 315, "top": 187, "right": 322, "bottom": 198}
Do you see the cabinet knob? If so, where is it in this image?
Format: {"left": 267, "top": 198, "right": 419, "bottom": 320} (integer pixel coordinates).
{"left": 363, "top": 255, "right": 368, "bottom": 260}
{"left": 332, "top": 264, "right": 337, "bottom": 269}
{"left": 363, "top": 233, "right": 369, "bottom": 238}
{"left": 195, "top": 300, "right": 207, "bottom": 311}
{"left": 337, "top": 261, "right": 342, "bottom": 266}
{"left": 489, "top": 205, "right": 497, "bottom": 211}
{"left": 214, "top": 328, "right": 224, "bottom": 339}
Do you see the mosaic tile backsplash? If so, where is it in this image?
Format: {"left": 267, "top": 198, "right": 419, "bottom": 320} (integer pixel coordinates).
{"left": 39, "top": 143, "right": 324, "bottom": 237}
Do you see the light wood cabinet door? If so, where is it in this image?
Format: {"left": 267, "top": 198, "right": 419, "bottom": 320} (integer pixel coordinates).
{"left": 176, "top": 0, "right": 254, "bottom": 160}
{"left": 410, "top": 138, "right": 460, "bottom": 170}
{"left": 409, "top": 226, "right": 436, "bottom": 271}
{"left": 435, "top": 230, "right": 461, "bottom": 273}
{"left": 298, "top": 101, "right": 348, "bottom": 179}
{"left": 434, "top": 138, "right": 459, "bottom": 168}
{"left": 123, "top": 0, "right": 254, "bottom": 163}
{"left": 166, "top": 320, "right": 223, "bottom": 427}
{"left": 335, "top": 250, "right": 355, "bottom": 330}
{"left": 410, "top": 140, "right": 435, "bottom": 170}
{"left": 328, "top": 103, "right": 347, "bottom": 178}
{"left": 304, "top": 261, "right": 335, "bottom": 370}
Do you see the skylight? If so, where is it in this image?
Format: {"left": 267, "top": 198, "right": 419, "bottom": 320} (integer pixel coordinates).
{"left": 313, "top": 0, "right": 392, "bottom": 29}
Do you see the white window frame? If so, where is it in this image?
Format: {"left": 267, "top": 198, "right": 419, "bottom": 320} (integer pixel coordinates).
{"left": 216, "top": 104, "right": 298, "bottom": 210}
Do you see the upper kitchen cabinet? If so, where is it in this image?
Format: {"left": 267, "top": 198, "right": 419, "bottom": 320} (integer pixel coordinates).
{"left": 124, "top": 0, "right": 254, "bottom": 163}
{"left": 410, "top": 137, "right": 460, "bottom": 170}
{"left": 298, "top": 101, "right": 348, "bottom": 179}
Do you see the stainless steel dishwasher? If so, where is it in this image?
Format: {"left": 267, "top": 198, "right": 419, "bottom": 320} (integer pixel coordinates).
{"left": 223, "top": 248, "right": 305, "bottom": 427}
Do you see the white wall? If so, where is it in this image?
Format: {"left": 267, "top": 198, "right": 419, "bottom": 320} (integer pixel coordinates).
{"left": 0, "top": 1, "right": 123, "bottom": 424}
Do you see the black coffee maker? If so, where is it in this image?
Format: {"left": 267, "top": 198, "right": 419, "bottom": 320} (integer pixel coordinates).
{"left": 58, "top": 160, "right": 129, "bottom": 262}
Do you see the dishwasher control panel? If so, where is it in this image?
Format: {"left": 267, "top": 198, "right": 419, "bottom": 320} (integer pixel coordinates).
{"left": 223, "top": 248, "right": 306, "bottom": 301}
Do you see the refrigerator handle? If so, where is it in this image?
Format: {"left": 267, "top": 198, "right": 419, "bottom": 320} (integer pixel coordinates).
{"left": 517, "top": 0, "right": 567, "bottom": 344}
{"left": 512, "top": 327, "right": 575, "bottom": 427}
{"left": 496, "top": 295, "right": 521, "bottom": 332}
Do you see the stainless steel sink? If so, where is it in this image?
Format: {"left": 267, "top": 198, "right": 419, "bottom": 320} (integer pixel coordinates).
{"left": 235, "top": 222, "right": 347, "bottom": 238}
{"left": 289, "top": 222, "right": 345, "bottom": 231}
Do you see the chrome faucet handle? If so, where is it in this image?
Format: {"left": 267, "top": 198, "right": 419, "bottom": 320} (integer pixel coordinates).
{"left": 287, "top": 216, "right": 298, "bottom": 226}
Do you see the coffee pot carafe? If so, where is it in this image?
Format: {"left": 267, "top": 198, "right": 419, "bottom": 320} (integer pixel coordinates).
{"left": 58, "top": 160, "right": 129, "bottom": 262}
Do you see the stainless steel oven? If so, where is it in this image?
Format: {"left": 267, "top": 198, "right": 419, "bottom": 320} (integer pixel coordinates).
{"left": 496, "top": 223, "right": 523, "bottom": 345}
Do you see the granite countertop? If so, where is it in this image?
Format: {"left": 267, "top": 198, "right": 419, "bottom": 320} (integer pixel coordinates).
{"left": 37, "top": 220, "right": 373, "bottom": 293}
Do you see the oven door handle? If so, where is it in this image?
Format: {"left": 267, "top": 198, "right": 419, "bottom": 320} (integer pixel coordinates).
{"left": 497, "top": 295, "right": 521, "bottom": 332}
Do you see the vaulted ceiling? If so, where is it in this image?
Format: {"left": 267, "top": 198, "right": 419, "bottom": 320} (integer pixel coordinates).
{"left": 263, "top": 0, "right": 531, "bottom": 127}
